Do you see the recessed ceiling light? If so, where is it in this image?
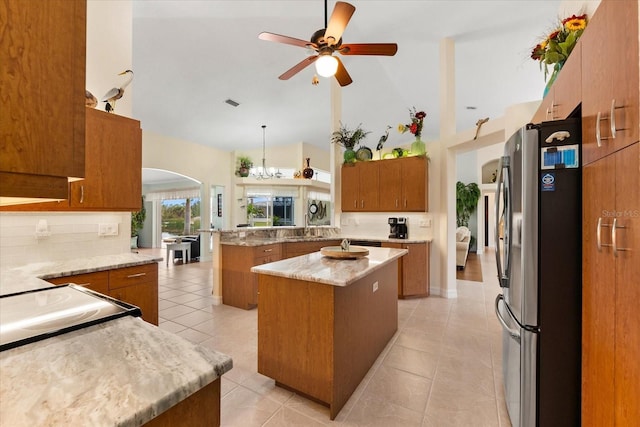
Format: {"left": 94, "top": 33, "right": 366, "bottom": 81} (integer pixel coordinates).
{"left": 225, "top": 99, "right": 240, "bottom": 107}
{"left": 466, "top": 106, "right": 477, "bottom": 110}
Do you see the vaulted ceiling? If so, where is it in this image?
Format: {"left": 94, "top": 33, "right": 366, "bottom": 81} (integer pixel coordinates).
{"left": 132, "top": 1, "right": 564, "bottom": 154}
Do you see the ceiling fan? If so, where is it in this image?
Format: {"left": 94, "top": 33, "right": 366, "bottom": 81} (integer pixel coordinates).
{"left": 258, "top": 1, "right": 397, "bottom": 86}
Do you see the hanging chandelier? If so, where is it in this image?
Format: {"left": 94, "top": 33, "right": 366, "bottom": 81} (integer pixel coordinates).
{"left": 251, "top": 125, "right": 281, "bottom": 179}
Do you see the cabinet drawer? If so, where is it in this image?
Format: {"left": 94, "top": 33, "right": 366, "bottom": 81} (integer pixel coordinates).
{"left": 253, "top": 244, "right": 281, "bottom": 259}
{"left": 109, "top": 263, "right": 157, "bottom": 290}
{"left": 46, "top": 271, "right": 109, "bottom": 294}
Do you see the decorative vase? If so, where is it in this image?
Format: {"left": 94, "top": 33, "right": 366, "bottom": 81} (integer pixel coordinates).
{"left": 543, "top": 61, "right": 564, "bottom": 98}
{"left": 303, "top": 158, "right": 314, "bottom": 179}
{"left": 343, "top": 148, "right": 356, "bottom": 164}
{"left": 410, "top": 136, "right": 426, "bottom": 156}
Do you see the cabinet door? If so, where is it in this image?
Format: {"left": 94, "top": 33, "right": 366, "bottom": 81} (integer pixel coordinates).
{"left": 358, "top": 161, "right": 379, "bottom": 211}
{"left": 70, "top": 109, "right": 142, "bottom": 210}
{"left": 109, "top": 282, "right": 158, "bottom": 325}
{"left": 582, "top": 155, "right": 616, "bottom": 426}
{"left": 0, "top": 0, "right": 85, "bottom": 203}
{"left": 531, "top": 43, "right": 582, "bottom": 124}
{"left": 613, "top": 143, "right": 640, "bottom": 425}
{"left": 581, "top": 0, "right": 639, "bottom": 165}
{"left": 46, "top": 271, "right": 109, "bottom": 295}
{"left": 402, "top": 157, "right": 428, "bottom": 212}
{"left": 402, "top": 243, "right": 429, "bottom": 297}
{"left": 221, "top": 245, "right": 256, "bottom": 309}
{"left": 378, "top": 159, "right": 403, "bottom": 211}
{"left": 341, "top": 164, "right": 359, "bottom": 212}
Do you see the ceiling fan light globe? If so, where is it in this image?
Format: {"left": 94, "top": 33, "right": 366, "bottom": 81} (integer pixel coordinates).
{"left": 315, "top": 55, "right": 338, "bottom": 77}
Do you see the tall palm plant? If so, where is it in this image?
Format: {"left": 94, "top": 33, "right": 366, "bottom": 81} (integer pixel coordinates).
{"left": 456, "top": 181, "right": 481, "bottom": 227}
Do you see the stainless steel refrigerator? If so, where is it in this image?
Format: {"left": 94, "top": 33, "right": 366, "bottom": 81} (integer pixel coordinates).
{"left": 494, "top": 118, "right": 582, "bottom": 427}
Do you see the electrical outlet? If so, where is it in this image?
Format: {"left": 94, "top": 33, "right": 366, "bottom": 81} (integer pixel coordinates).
{"left": 372, "top": 281, "right": 378, "bottom": 292}
{"left": 98, "top": 223, "right": 119, "bottom": 236}
{"left": 419, "top": 219, "right": 432, "bottom": 228}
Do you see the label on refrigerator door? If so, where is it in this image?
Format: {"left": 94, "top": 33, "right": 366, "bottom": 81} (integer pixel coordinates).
{"left": 541, "top": 173, "right": 556, "bottom": 192}
{"left": 540, "top": 144, "right": 579, "bottom": 169}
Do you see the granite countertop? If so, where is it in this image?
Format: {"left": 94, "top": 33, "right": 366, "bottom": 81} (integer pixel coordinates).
{"left": 0, "top": 253, "right": 162, "bottom": 297}
{"left": 0, "top": 253, "right": 233, "bottom": 426}
{"left": 221, "top": 235, "right": 431, "bottom": 247}
{"left": 251, "top": 246, "right": 408, "bottom": 287}
{"left": 0, "top": 316, "right": 232, "bottom": 427}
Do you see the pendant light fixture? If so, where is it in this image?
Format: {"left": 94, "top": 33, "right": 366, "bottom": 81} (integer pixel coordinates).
{"left": 251, "top": 125, "right": 276, "bottom": 179}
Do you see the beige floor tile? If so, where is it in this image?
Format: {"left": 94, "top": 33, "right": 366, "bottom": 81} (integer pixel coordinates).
{"left": 157, "top": 320, "right": 187, "bottom": 334}
{"left": 240, "top": 372, "right": 295, "bottom": 404}
{"left": 382, "top": 345, "right": 439, "bottom": 379}
{"left": 360, "top": 364, "right": 432, "bottom": 413}
{"left": 221, "top": 385, "right": 282, "bottom": 427}
{"left": 262, "top": 406, "right": 329, "bottom": 427}
{"left": 174, "top": 327, "right": 211, "bottom": 344}
{"left": 171, "top": 309, "right": 215, "bottom": 327}
{"left": 393, "top": 328, "right": 444, "bottom": 354}
{"left": 423, "top": 399, "right": 500, "bottom": 427}
{"left": 168, "top": 292, "right": 203, "bottom": 304}
{"left": 344, "top": 394, "right": 423, "bottom": 427}
{"left": 158, "top": 299, "right": 177, "bottom": 310}
{"left": 158, "top": 303, "right": 197, "bottom": 320}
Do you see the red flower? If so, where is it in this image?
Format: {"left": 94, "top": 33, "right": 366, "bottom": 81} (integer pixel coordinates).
{"left": 410, "top": 123, "right": 418, "bottom": 134}
{"left": 415, "top": 111, "right": 426, "bottom": 120}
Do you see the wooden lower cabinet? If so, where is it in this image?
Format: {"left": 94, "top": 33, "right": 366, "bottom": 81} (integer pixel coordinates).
{"left": 143, "top": 378, "right": 220, "bottom": 427}
{"left": 257, "top": 260, "right": 398, "bottom": 420}
{"left": 221, "top": 244, "right": 281, "bottom": 309}
{"left": 46, "top": 263, "right": 159, "bottom": 325}
{"left": 382, "top": 241, "right": 430, "bottom": 298}
{"left": 582, "top": 142, "right": 639, "bottom": 425}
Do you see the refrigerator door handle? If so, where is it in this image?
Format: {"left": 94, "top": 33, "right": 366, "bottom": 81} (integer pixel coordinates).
{"left": 495, "top": 156, "right": 511, "bottom": 288}
{"left": 495, "top": 294, "right": 521, "bottom": 343}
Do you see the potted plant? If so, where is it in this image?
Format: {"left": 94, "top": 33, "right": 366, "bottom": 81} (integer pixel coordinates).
{"left": 236, "top": 156, "right": 253, "bottom": 177}
{"left": 331, "top": 122, "right": 370, "bottom": 164}
{"left": 131, "top": 196, "right": 146, "bottom": 249}
{"left": 456, "top": 181, "right": 481, "bottom": 250}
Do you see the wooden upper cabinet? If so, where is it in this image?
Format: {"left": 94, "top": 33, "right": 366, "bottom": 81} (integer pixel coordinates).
{"left": 344, "top": 157, "right": 428, "bottom": 213}
{"left": 581, "top": 0, "right": 639, "bottom": 165}
{"left": 532, "top": 43, "right": 583, "bottom": 124}
{"left": 341, "top": 161, "right": 379, "bottom": 212}
{"left": 0, "top": 0, "right": 86, "bottom": 199}
{"left": 69, "top": 109, "right": 142, "bottom": 210}
{"left": 1, "top": 109, "right": 143, "bottom": 212}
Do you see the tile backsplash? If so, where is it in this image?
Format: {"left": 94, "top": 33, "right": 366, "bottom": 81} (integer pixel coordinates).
{"left": 340, "top": 212, "right": 433, "bottom": 241}
{"left": 0, "top": 212, "right": 131, "bottom": 268}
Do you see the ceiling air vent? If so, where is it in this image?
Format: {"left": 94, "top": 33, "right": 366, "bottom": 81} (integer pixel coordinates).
{"left": 225, "top": 98, "right": 240, "bottom": 107}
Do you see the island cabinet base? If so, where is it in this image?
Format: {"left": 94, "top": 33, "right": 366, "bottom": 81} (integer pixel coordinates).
{"left": 143, "top": 378, "right": 220, "bottom": 427}
{"left": 257, "top": 261, "right": 398, "bottom": 420}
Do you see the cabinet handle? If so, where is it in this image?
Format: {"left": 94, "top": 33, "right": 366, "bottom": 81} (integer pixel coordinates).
{"left": 361, "top": 200, "right": 364, "bottom": 208}
{"left": 404, "top": 199, "right": 407, "bottom": 208}
{"left": 597, "top": 217, "right": 612, "bottom": 251}
{"left": 609, "top": 99, "right": 626, "bottom": 139}
{"left": 126, "top": 272, "right": 146, "bottom": 278}
{"left": 354, "top": 200, "right": 357, "bottom": 208}
{"left": 80, "top": 185, "right": 84, "bottom": 204}
{"left": 612, "top": 218, "right": 630, "bottom": 257}
{"left": 596, "top": 111, "right": 611, "bottom": 148}
{"left": 395, "top": 199, "right": 398, "bottom": 208}
{"left": 263, "top": 249, "right": 273, "bottom": 252}
{"left": 546, "top": 100, "right": 558, "bottom": 120}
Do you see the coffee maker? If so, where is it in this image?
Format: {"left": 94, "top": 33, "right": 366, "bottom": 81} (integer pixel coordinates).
{"left": 388, "top": 217, "right": 408, "bottom": 239}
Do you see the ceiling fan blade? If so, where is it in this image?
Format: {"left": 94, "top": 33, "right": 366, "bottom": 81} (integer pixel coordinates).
{"left": 259, "top": 32, "right": 316, "bottom": 49}
{"left": 334, "top": 57, "right": 352, "bottom": 87}
{"left": 278, "top": 56, "right": 319, "bottom": 80}
{"left": 339, "top": 43, "right": 398, "bottom": 56}
{"left": 324, "top": 1, "right": 356, "bottom": 46}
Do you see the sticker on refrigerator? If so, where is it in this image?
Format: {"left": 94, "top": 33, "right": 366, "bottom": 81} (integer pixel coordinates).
{"left": 541, "top": 144, "right": 579, "bottom": 170}
{"left": 541, "top": 173, "right": 555, "bottom": 192}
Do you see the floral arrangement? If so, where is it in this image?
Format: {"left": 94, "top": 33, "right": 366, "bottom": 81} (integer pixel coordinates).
{"left": 531, "top": 13, "right": 588, "bottom": 81}
{"left": 398, "top": 107, "right": 426, "bottom": 138}
{"left": 331, "top": 122, "right": 370, "bottom": 149}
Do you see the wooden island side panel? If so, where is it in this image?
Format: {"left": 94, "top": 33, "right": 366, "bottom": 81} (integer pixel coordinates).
{"left": 257, "top": 261, "right": 398, "bottom": 420}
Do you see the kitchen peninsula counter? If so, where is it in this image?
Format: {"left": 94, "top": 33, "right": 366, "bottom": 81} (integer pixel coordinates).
{"left": 0, "top": 316, "right": 232, "bottom": 426}
{"left": 0, "top": 253, "right": 232, "bottom": 426}
{"left": 252, "top": 246, "right": 406, "bottom": 420}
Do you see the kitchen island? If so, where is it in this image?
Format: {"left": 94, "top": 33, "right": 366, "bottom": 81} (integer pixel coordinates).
{"left": 251, "top": 246, "right": 407, "bottom": 420}
{"left": 0, "top": 253, "right": 233, "bottom": 426}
